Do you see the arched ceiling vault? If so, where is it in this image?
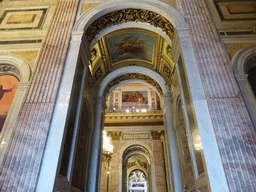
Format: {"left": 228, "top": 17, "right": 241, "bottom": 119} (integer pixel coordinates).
{"left": 85, "top": 9, "right": 176, "bottom": 93}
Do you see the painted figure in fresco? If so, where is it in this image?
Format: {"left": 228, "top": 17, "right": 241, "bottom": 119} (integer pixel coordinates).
{"left": 113, "top": 36, "right": 149, "bottom": 56}
{"left": 0, "top": 85, "right": 15, "bottom": 101}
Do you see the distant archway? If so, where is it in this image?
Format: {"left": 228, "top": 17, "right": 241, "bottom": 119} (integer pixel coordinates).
{"left": 232, "top": 45, "right": 256, "bottom": 128}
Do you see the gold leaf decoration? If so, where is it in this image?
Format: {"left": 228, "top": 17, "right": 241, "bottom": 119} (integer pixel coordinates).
{"left": 151, "top": 130, "right": 164, "bottom": 140}
{"left": 103, "top": 73, "right": 163, "bottom": 96}
{"left": 85, "top": 8, "right": 175, "bottom": 44}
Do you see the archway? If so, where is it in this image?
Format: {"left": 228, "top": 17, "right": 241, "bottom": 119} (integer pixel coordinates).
{"left": 37, "top": 1, "right": 229, "bottom": 191}
{"left": 232, "top": 45, "right": 256, "bottom": 128}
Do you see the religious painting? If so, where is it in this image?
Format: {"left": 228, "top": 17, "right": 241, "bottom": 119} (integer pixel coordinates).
{"left": 122, "top": 91, "right": 148, "bottom": 109}
{"left": 108, "top": 33, "right": 154, "bottom": 64}
{"left": 0, "top": 75, "right": 18, "bottom": 132}
{"left": 122, "top": 91, "right": 148, "bottom": 103}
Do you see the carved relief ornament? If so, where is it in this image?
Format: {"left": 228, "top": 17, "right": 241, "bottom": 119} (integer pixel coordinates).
{"left": 103, "top": 73, "right": 163, "bottom": 96}
{"left": 85, "top": 9, "right": 175, "bottom": 44}
{"left": 0, "top": 64, "right": 20, "bottom": 77}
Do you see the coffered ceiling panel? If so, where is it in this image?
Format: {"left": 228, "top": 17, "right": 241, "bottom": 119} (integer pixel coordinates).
{"left": 214, "top": 0, "right": 256, "bottom": 21}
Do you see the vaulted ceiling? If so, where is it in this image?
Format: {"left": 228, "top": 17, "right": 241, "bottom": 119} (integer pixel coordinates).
{"left": 89, "top": 28, "right": 174, "bottom": 89}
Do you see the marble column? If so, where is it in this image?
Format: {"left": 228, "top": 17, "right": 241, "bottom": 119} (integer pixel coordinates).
{"left": 109, "top": 132, "right": 121, "bottom": 192}
{"left": 0, "top": 0, "right": 79, "bottom": 191}
{"left": 100, "top": 160, "right": 107, "bottom": 192}
{"left": 163, "top": 95, "right": 183, "bottom": 192}
{"left": 180, "top": 0, "right": 256, "bottom": 191}
{"left": 87, "top": 97, "right": 104, "bottom": 192}
{"left": 151, "top": 131, "right": 167, "bottom": 192}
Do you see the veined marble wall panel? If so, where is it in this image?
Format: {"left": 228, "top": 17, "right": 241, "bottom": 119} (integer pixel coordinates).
{"left": 0, "top": 0, "right": 80, "bottom": 191}
{"left": 153, "top": 139, "right": 167, "bottom": 192}
{"left": 181, "top": 0, "right": 256, "bottom": 191}
{"left": 0, "top": 1, "right": 57, "bottom": 72}
{"left": 0, "top": 1, "right": 57, "bottom": 40}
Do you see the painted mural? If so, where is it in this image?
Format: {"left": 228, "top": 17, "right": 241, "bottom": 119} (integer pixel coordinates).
{"left": 0, "top": 75, "right": 18, "bottom": 132}
{"left": 108, "top": 33, "right": 154, "bottom": 64}
{"left": 122, "top": 91, "right": 148, "bottom": 109}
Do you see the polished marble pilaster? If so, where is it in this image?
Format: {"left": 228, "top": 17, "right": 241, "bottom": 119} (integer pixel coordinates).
{"left": 180, "top": 0, "right": 256, "bottom": 191}
{"left": 163, "top": 95, "right": 183, "bottom": 192}
{"left": 0, "top": 0, "right": 79, "bottom": 191}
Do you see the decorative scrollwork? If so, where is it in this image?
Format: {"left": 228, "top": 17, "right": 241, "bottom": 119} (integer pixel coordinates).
{"left": 103, "top": 73, "right": 163, "bottom": 96}
{"left": 95, "top": 67, "right": 103, "bottom": 80}
{"left": 163, "top": 64, "right": 172, "bottom": 78}
{"left": 0, "top": 64, "right": 20, "bottom": 75}
{"left": 151, "top": 130, "right": 164, "bottom": 140}
{"left": 85, "top": 8, "right": 175, "bottom": 44}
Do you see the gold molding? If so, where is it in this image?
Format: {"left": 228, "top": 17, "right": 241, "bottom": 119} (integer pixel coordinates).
{"left": 107, "top": 131, "right": 122, "bottom": 140}
{"left": 85, "top": 8, "right": 175, "bottom": 44}
{"left": 151, "top": 130, "right": 164, "bottom": 140}
{"left": 103, "top": 73, "right": 163, "bottom": 96}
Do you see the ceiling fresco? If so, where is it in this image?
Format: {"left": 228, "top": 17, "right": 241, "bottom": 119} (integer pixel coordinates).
{"left": 108, "top": 32, "right": 154, "bottom": 64}
{"left": 88, "top": 28, "right": 174, "bottom": 92}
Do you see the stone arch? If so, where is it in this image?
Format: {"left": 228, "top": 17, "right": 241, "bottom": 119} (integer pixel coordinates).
{"left": 232, "top": 45, "right": 256, "bottom": 75}
{"left": 127, "top": 165, "right": 148, "bottom": 178}
{"left": 0, "top": 53, "right": 31, "bottom": 83}
{"left": 98, "top": 66, "right": 168, "bottom": 98}
{"left": 37, "top": 0, "right": 228, "bottom": 191}
{"left": 119, "top": 140, "right": 156, "bottom": 192}
{"left": 122, "top": 145, "right": 151, "bottom": 165}
{"left": 74, "top": 0, "right": 187, "bottom": 33}
{"left": 232, "top": 45, "right": 256, "bottom": 128}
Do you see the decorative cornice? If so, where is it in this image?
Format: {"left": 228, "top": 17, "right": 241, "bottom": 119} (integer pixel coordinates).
{"left": 85, "top": 8, "right": 175, "bottom": 44}
{"left": 103, "top": 73, "right": 163, "bottom": 96}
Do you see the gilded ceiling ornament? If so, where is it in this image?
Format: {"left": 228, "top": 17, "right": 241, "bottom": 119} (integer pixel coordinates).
{"left": 163, "top": 65, "right": 172, "bottom": 78}
{"left": 90, "top": 48, "right": 97, "bottom": 61}
{"left": 108, "top": 131, "right": 122, "bottom": 140}
{"left": 95, "top": 67, "right": 103, "bottom": 80}
{"left": 103, "top": 73, "right": 163, "bottom": 96}
{"left": 85, "top": 9, "right": 175, "bottom": 44}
